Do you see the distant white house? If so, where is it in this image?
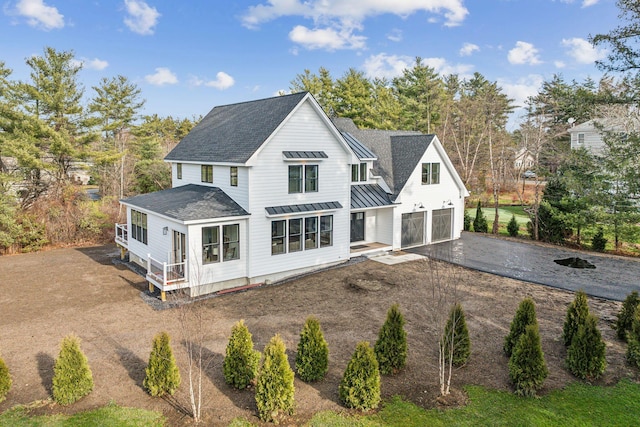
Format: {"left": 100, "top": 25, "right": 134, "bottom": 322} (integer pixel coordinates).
{"left": 115, "top": 92, "right": 469, "bottom": 300}
{"left": 513, "top": 147, "right": 535, "bottom": 170}
{"left": 569, "top": 118, "right": 640, "bottom": 154}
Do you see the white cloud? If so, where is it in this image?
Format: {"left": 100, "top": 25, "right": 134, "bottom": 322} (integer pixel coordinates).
{"left": 14, "top": 0, "right": 64, "bottom": 30}
{"left": 422, "top": 57, "right": 473, "bottom": 76}
{"left": 498, "top": 74, "right": 544, "bottom": 130}
{"left": 560, "top": 0, "right": 599, "bottom": 7}
{"left": 70, "top": 57, "right": 109, "bottom": 70}
{"left": 145, "top": 67, "right": 177, "bottom": 86}
{"left": 508, "top": 41, "right": 542, "bottom": 65}
{"left": 205, "top": 72, "right": 235, "bottom": 90}
{"left": 289, "top": 25, "right": 366, "bottom": 50}
{"left": 387, "top": 29, "right": 402, "bottom": 42}
{"left": 124, "top": 0, "right": 160, "bottom": 35}
{"left": 459, "top": 42, "right": 479, "bottom": 57}
{"left": 554, "top": 60, "right": 566, "bottom": 68}
{"left": 362, "top": 53, "right": 473, "bottom": 80}
{"left": 561, "top": 37, "right": 607, "bottom": 64}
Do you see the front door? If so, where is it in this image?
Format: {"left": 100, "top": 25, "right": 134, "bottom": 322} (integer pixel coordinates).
{"left": 172, "top": 230, "right": 186, "bottom": 276}
{"left": 401, "top": 212, "right": 425, "bottom": 248}
{"left": 350, "top": 212, "right": 365, "bottom": 242}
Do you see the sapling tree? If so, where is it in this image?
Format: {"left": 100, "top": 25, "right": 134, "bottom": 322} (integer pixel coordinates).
{"left": 295, "top": 316, "right": 329, "bottom": 382}
{"left": 473, "top": 201, "right": 488, "bottom": 233}
{"left": 504, "top": 297, "right": 537, "bottom": 357}
{"left": 0, "top": 355, "right": 11, "bottom": 403}
{"left": 223, "top": 319, "right": 261, "bottom": 389}
{"left": 339, "top": 341, "right": 380, "bottom": 410}
{"left": 566, "top": 314, "right": 607, "bottom": 380}
{"left": 508, "top": 324, "right": 548, "bottom": 396}
{"left": 442, "top": 303, "right": 471, "bottom": 367}
{"left": 562, "top": 290, "right": 590, "bottom": 347}
{"left": 256, "top": 334, "right": 295, "bottom": 423}
{"left": 616, "top": 291, "right": 640, "bottom": 341}
{"left": 374, "top": 304, "right": 407, "bottom": 375}
{"left": 143, "top": 331, "right": 181, "bottom": 397}
{"left": 52, "top": 334, "right": 94, "bottom": 405}
{"left": 625, "top": 306, "right": 640, "bottom": 368}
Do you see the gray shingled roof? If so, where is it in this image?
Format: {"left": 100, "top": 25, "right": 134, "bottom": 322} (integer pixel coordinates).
{"left": 333, "top": 118, "right": 430, "bottom": 200}
{"left": 122, "top": 184, "right": 249, "bottom": 222}
{"left": 265, "top": 201, "right": 342, "bottom": 216}
{"left": 165, "top": 92, "right": 308, "bottom": 163}
{"left": 351, "top": 184, "right": 394, "bottom": 209}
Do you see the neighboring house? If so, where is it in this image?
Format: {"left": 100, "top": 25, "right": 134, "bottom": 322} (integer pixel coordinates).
{"left": 115, "top": 92, "right": 469, "bottom": 300}
{"left": 513, "top": 147, "right": 535, "bottom": 170}
{"left": 569, "top": 118, "right": 640, "bottom": 155}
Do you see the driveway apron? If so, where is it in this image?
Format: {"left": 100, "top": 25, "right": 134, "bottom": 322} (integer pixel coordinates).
{"left": 407, "top": 232, "right": 640, "bottom": 301}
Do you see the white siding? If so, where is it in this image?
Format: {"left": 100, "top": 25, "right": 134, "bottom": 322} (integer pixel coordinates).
{"left": 570, "top": 130, "right": 605, "bottom": 154}
{"left": 126, "top": 207, "right": 186, "bottom": 267}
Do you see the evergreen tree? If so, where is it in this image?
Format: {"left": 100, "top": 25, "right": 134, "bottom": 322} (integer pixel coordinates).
{"left": 295, "top": 316, "right": 329, "bottom": 382}
{"left": 339, "top": 341, "right": 381, "bottom": 410}
{"left": 563, "top": 290, "right": 590, "bottom": 347}
{"left": 463, "top": 209, "right": 472, "bottom": 231}
{"left": 473, "top": 201, "right": 488, "bottom": 233}
{"left": 508, "top": 324, "right": 548, "bottom": 396}
{"left": 504, "top": 298, "right": 538, "bottom": 357}
{"left": 255, "top": 335, "right": 295, "bottom": 423}
{"left": 625, "top": 306, "right": 640, "bottom": 368}
{"left": 616, "top": 291, "right": 640, "bottom": 341}
{"left": 52, "top": 335, "right": 94, "bottom": 405}
{"left": 0, "top": 355, "right": 10, "bottom": 403}
{"left": 374, "top": 304, "right": 408, "bottom": 375}
{"left": 442, "top": 303, "right": 471, "bottom": 367}
{"left": 143, "top": 331, "right": 181, "bottom": 397}
{"left": 223, "top": 320, "right": 261, "bottom": 389}
{"left": 591, "top": 228, "right": 607, "bottom": 252}
{"left": 566, "top": 315, "right": 607, "bottom": 380}
{"left": 507, "top": 215, "right": 519, "bottom": 237}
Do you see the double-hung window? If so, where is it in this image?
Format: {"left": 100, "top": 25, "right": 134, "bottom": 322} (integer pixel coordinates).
{"left": 577, "top": 133, "right": 584, "bottom": 145}
{"left": 421, "top": 162, "right": 440, "bottom": 185}
{"left": 202, "top": 226, "right": 219, "bottom": 264}
{"left": 270, "top": 215, "right": 332, "bottom": 255}
{"left": 305, "top": 165, "right": 318, "bottom": 192}
{"left": 201, "top": 165, "right": 213, "bottom": 183}
{"left": 320, "top": 215, "right": 333, "bottom": 247}
{"left": 271, "top": 220, "right": 286, "bottom": 255}
{"left": 223, "top": 224, "right": 240, "bottom": 261}
{"left": 131, "top": 210, "right": 147, "bottom": 244}
{"left": 288, "top": 218, "right": 302, "bottom": 252}
{"left": 202, "top": 224, "right": 240, "bottom": 264}
{"left": 289, "top": 164, "right": 318, "bottom": 193}
{"left": 176, "top": 163, "right": 182, "bottom": 179}
{"left": 288, "top": 165, "right": 303, "bottom": 193}
{"left": 351, "top": 163, "right": 367, "bottom": 182}
{"left": 305, "top": 217, "right": 318, "bottom": 250}
{"left": 230, "top": 166, "right": 238, "bottom": 186}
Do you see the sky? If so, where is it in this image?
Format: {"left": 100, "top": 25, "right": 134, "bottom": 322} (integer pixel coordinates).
{"left": 0, "top": 0, "right": 622, "bottom": 129}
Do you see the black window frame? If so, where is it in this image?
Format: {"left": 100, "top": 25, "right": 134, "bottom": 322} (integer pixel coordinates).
{"left": 230, "top": 166, "right": 238, "bottom": 187}
{"left": 223, "top": 224, "right": 240, "bottom": 261}
{"left": 320, "top": 215, "right": 333, "bottom": 247}
{"left": 201, "top": 165, "right": 213, "bottom": 183}
{"left": 289, "top": 218, "right": 302, "bottom": 252}
{"left": 202, "top": 226, "right": 220, "bottom": 264}
{"left": 305, "top": 217, "right": 318, "bottom": 250}
{"left": 288, "top": 165, "right": 303, "bottom": 193}
{"left": 271, "top": 220, "right": 286, "bottom": 255}
{"left": 131, "top": 209, "right": 148, "bottom": 244}
{"left": 305, "top": 164, "right": 318, "bottom": 192}
{"left": 176, "top": 163, "right": 182, "bottom": 180}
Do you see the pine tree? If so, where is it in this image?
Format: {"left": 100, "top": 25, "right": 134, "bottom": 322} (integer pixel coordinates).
{"left": 616, "top": 291, "right": 640, "bottom": 341}
{"left": 0, "top": 355, "right": 11, "bottom": 403}
{"left": 566, "top": 314, "right": 607, "bottom": 380}
{"left": 507, "top": 215, "right": 519, "bottom": 237}
{"left": 223, "top": 320, "right": 261, "bottom": 389}
{"left": 442, "top": 303, "right": 471, "bottom": 367}
{"left": 52, "top": 335, "right": 94, "bottom": 405}
{"left": 143, "top": 331, "right": 181, "bottom": 397}
{"left": 563, "top": 290, "right": 590, "bottom": 347}
{"left": 339, "top": 341, "right": 381, "bottom": 410}
{"left": 626, "top": 306, "right": 640, "bottom": 368}
{"left": 504, "top": 298, "right": 537, "bottom": 357}
{"left": 255, "top": 335, "right": 295, "bottom": 423}
{"left": 508, "top": 324, "right": 548, "bottom": 396}
{"left": 591, "top": 228, "right": 607, "bottom": 252}
{"left": 473, "top": 201, "right": 488, "bottom": 233}
{"left": 374, "top": 304, "right": 407, "bottom": 375}
{"left": 295, "top": 317, "right": 329, "bottom": 382}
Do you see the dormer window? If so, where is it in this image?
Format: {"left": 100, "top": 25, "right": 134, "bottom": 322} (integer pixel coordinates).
{"left": 351, "top": 163, "right": 367, "bottom": 182}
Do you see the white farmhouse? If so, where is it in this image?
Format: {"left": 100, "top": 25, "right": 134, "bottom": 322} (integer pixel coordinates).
{"left": 115, "top": 92, "right": 469, "bottom": 300}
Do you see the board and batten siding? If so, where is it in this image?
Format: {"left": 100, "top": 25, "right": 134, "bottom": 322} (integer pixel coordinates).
{"left": 247, "top": 100, "right": 352, "bottom": 280}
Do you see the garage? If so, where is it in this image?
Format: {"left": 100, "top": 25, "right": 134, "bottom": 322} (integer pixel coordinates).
{"left": 401, "top": 212, "right": 425, "bottom": 248}
{"left": 431, "top": 208, "right": 453, "bottom": 242}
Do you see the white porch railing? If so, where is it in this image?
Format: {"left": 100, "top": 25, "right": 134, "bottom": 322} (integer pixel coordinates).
{"left": 115, "top": 223, "right": 128, "bottom": 247}
{"left": 146, "top": 254, "right": 188, "bottom": 292}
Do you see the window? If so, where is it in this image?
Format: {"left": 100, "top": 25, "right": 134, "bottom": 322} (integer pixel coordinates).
{"left": 351, "top": 164, "right": 359, "bottom": 182}
{"left": 359, "top": 163, "right": 367, "bottom": 181}
{"left": 223, "top": 224, "right": 240, "bottom": 261}
{"left": 288, "top": 165, "right": 303, "bottom": 193}
{"left": 305, "top": 165, "right": 318, "bottom": 192}
{"left": 320, "top": 215, "right": 333, "bottom": 247}
{"left": 202, "top": 226, "right": 220, "bottom": 264}
{"left": 176, "top": 163, "right": 182, "bottom": 179}
{"left": 422, "top": 162, "right": 440, "bottom": 185}
{"left": 351, "top": 163, "right": 367, "bottom": 182}
{"left": 201, "top": 165, "right": 213, "bottom": 183}
{"left": 289, "top": 218, "right": 302, "bottom": 252}
{"left": 578, "top": 133, "right": 584, "bottom": 144}
{"left": 305, "top": 217, "right": 318, "bottom": 250}
{"left": 271, "top": 220, "right": 286, "bottom": 255}
{"left": 131, "top": 210, "right": 147, "bottom": 244}
{"left": 230, "top": 166, "right": 238, "bottom": 186}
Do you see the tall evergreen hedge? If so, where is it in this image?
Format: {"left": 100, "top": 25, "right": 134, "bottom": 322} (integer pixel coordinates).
{"left": 504, "top": 298, "right": 537, "bottom": 357}
{"left": 339, "top": 341, "right": 380, "bottom": 410}
{"left": 143, "top": 331, "right": 181, "bottom": 397}
{"left": 295, "top": 317, "right": 329, "bottom": 382}
{"left": 442, "top": 303, "right": 471, "bottom": 367}
{"left": 566, "top": 314, "right": 607, "bottom": 380}
{"left": 256, "top": 335, "right": 295, "bottom": 423}
{"left": 223, "top": 320, "right": 261, "bottom": 389}
{"left": 563, "top": 290, "right": 590, "bottom": 347}
{"left": 52, "top": 335, "right": 94, "bottom": 405}
{"left": 374, "top": 304, "right": 407, "bottom": 375}
{"left": 616, "top": 291, "right": 640, "bottom": 341}
{"left": 508, "top": 324, "right": 548, "bottom": 396}
{"left": 0, "top": 356, "right": 11, "bottom": 403}
{"left": 625, "top": 306, "right": 640, "bottom": 368}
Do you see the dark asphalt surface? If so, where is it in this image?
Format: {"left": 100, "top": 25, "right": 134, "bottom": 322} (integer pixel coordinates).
{"left": 408, "top": 232, "right": 640, "bottom": 302}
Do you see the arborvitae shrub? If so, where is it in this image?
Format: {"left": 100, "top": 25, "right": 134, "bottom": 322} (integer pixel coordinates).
{"left": 625, "top": 306, "right": 640, "bottom": 368}
{"left": 374, "top": 304, "right": 407, "bottom": 375}
{"left": 339, "top": 341, "right": 380, "bottom": 410}
{"left": 473, "top": 201, "right": 488, "bottom": 233}
{"left": 0, "top": 356, "right": 11, "bottom": 403}
{"left": 463, "top": 210, "right": 472, "bottom": 231}
{"left": 223, "top": 320, "right": 261, "bottom": 389}
{"left": 566, "top": 314, "right": 607, "bottom": 380}
{"left": 508, "top": 324, "right": 548, "bottom": 396}
{"left": 562, "top": 290, "right": 590, "bottom": 347}
{"left": 616, "top": 291, "right": 640, "bottom": 341}
{"left": 507, "top": 215, "right": 519, "bottom": 237}
{"left": 255, "top": 335, "right": 295, "bottom": 423}
{"left": 442, "top": 303, "right": 471, "bottom": 367}
{"left": 52, "top": 334, "right": 94, "bottom": 405}
{"left": 591, "top": 228, "right": 607, "bottom": 252}
{"left": 295, "top": 317, "right": 329, "bottom": 382}
{"left": 504, "top": 298, "right": 537, "bottom": 357}
{"left": 143, "top": 331, "right": 181, "bottom": 397}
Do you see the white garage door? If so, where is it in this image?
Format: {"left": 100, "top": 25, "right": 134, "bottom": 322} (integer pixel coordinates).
{"left": 431, "top": 208, "right": 453, "bottom": 242}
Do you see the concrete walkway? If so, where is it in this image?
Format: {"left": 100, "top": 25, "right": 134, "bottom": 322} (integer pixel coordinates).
{"left": 407, "top": 232, "right": 640, "bottom": 301}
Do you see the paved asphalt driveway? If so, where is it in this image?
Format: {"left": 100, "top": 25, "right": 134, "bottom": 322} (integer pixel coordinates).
{"left": 407, "top": 232, "right": 640, "bottom": 301}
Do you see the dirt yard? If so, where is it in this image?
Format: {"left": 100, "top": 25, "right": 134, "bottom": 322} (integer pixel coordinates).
{"left": 0, "top": 244, "right": 636, "bottom": 426}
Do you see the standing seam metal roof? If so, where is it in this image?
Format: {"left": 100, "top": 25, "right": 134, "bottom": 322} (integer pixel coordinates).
{"left": 350, "top": 184, "right": 394, "bottom": 209}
